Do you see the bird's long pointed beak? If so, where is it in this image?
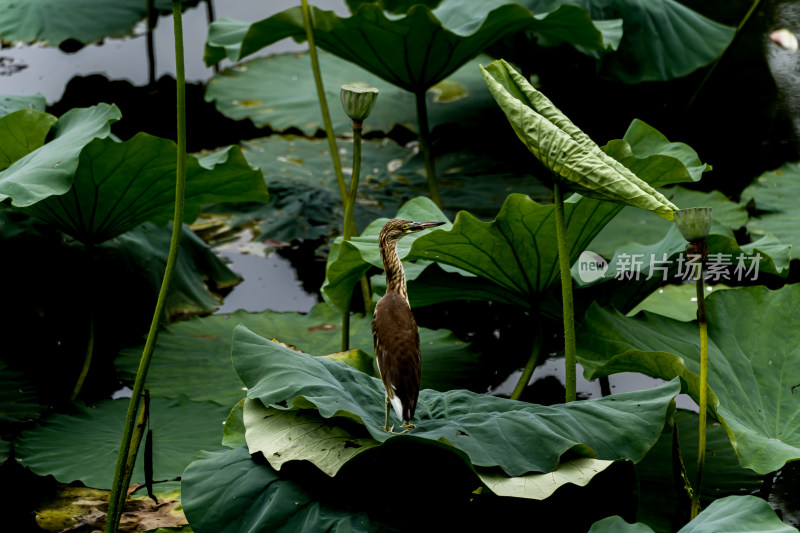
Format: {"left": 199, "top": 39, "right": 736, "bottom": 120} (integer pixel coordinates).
{"left": 409, "top": 221, "right": 445, "bottom": 231}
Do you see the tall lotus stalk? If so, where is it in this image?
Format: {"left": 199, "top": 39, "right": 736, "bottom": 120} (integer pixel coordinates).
{"left": 105, "top": 2, "right": 188, "bottom": 530}
{"left": 300, "top": 0, "right": 371, "bottom": 318}
{"left": 480, "top": 59, "right": 678, "bottom": 403}
{"left": 340, "top": 84, "right": 379, "bottom": 351}
{"left": 674, "top": 207, "right": 713, "bottom": 518}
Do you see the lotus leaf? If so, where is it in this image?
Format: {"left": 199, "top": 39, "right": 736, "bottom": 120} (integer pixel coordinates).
{"left": 115, "top": 302, "right": 483, "bottom": 407}
{"left": 15, "top": 396, "right": 229, "bottom": 489}
{"left": 181, "top": 447, "right": 374, "bottom": 533}
{"left": 518, "top": 0, "right": 736, "bottom": 83}
{"left": 0, "top": 93, "right": 46, "bottom": 116}
{"left": 0, "top": 110, "right": 57, "bottom": 171}
{"left": 740, "top": 161, "right": 800, "bottom": 253}
{"left": 577, "top": 284, "right": 800, "bottom": 475}
{"left": 19, "top": 134, "right": 267, "bottom": 244}
{"left": 0, "top": 103, "right": 120, "bottom": 207}
{"left": 481, "top": 59, "right": 678, "bottom": 219}
{"left": 0, "top": 359, "right": 47, "bottom": 424}
{"left": 204, "top": 1, "right": 618, "bottom": 92}
{"left": 627, "top": 284, "right": 737, "bottom": 323}
{"left": 589, "top": 495, "right": 797, "bottom": 532}
{"left": 206, "top": 52, "right": 500, "bottom": 136}
{"left": 0, "top": 0, "right": 197, "bottom": 46}
{"left": 104, "top": 222, "right": 240, "bottom": 319}
{"left": 233, "top": 324, "right": 681, "bottom": 477}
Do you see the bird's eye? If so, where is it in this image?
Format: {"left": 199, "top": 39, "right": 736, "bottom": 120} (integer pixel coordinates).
{"left": 402, "top": 223, "right": 409, "bottom": 230}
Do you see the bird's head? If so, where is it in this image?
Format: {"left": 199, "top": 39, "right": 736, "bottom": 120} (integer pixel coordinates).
{"left": 379, "top": 219, "right": 445, "bottom": 242}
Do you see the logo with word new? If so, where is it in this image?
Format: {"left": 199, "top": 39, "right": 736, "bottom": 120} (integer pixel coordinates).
{"left": 577, "top": 251, "right": 608, "bottom": 283}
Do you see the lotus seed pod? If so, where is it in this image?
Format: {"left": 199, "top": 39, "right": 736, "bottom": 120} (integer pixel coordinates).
{"left": 340, "top": 84, "right": 379, "bottom": 122}
{"left": 674, "top": 207, "right": 712, "bottom": 242}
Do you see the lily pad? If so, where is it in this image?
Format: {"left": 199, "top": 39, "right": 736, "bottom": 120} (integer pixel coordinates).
{"left": 0, "top": 103, "right": 120, "bottom": 207}
{"left": 233, "top": 324, "right": 681, "bottom": 477}
{"left": 520, "top": 0, "right": 736, "bottom": 83}
{"left": 577, "top": 284, "right": 800, "bottom": 475}
{"left": 0, "top": 109, "right": 57, "bottom": 171}
{"left": 204, "top": 1, "right": 618, "bottom": 92}
{"left": 115, "top": 302, "right": 483, "bottom": 407}
{"left": 206, "top": 51, "right": 500, "bottom": 136}
{"left": 740, "top": 161, "right": 800, "bottom": 253}
{"left": 20, "top": 133, "right": 267, "bottom": 244}
{"left": 481, "top": 59, "right": 677, "bottom": 219}
{"left": 16, "top": 396, "right": 229, "bottom": 489}
{"left": 589, "top": 495, "right": 797, "bottom": 532}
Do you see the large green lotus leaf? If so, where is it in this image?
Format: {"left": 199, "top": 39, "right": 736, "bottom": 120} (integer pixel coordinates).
{"left": 590, "top": 495, "right": 797, "bottom": 533}
{"left": 589, "top": 186, "right": 748, "bottom": 257}
{"left": 0, "top": 103, "right": 120, "bottom": 207}
{"left": 576, "top": 284, "right": 800, "bottom": 475}
{"left": 102, "top": 223, "right": 241, "bottom": 319}
{"left": 575, "top": 225, "right": 790, "bottom": 313}
{"left": 324, "top": 193, "right": 621, "bottom": 311}
{"left": 19, "top": 134, "right": 267, "bottom": 244}
{"left": 0, "top": 0, "right": 196, "bottom": 46}
{"left": 740, "top": 162, "right": 800, "bottom": 253}
{"left": 0, "top": 93, "right": 46, "bottom": 117}
{"left": 602, "top": 119, "right": 708, "bottom": 187}
{"left": 115, "top": 302, "right": 482, "bottom": 406}
{"left": 481, "top": 59, "right": 677, "bottom": 220}
{"left": 0, "top": 110, "right": 57, "bottom": 171}
{"left": 521, "top": 0, "right": 735, "bottom": 83}
{"left": 181, "top": 447, "right": 374, "bottom": 533}
{"left": 204, "top": 2, "right": 617, "bottom": 92}
{"left": 234, "top": 324, "right": 681, "bottom": 477}
{"left": 15, "top": 396, "right": 229, "bottom": 489}
{"left": 635, "top": 410, "right": 763, "bottom": 532}
{"left": 206, "top": 51, "right": 500, "bottom": 136}
{"left": 0, "top": 439, "right": 9, "bottom": 463}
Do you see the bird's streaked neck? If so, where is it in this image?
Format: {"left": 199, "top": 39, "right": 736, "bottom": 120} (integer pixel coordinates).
{"left": 379, "top": 236, "right": 408, "bottom": 302}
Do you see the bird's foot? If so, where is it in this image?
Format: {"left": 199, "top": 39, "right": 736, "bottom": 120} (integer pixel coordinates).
{"left": 401, "top": 422, "right": 416, "bottom": 431}
{"left": 380, "top": 424, "right": 413, "bottom": 435}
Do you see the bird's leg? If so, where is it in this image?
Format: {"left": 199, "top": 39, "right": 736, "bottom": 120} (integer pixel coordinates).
{"left": 380, "top": 393, "right": 394, "bottom": 433}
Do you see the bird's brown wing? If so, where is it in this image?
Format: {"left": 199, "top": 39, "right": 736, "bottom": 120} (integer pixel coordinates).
{"left": 372, "top": 292, "right": 421, "bottom": 422}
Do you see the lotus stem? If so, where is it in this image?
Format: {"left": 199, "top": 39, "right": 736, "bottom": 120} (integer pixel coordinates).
{"left": 552, "top": 180, "right": 577, "bottom": 403}
{"left": 300, "top": 0, "right": 349, "bottom": 219}
{"left": 146, "top": 0, "right": 156, "bottom": 87}
{"left": 691, "top": 251, "right": 709, "bottom": 518}
{"left": 105, "top": 2, "right": 187, "bottom": 530}
{"left": 340, "top": 122, "right": 365, "bottom": 351}
{"left": 511, "top": 319, "right": 542, "bottom": 401}
{"left": 70, "top": 312, "right": 94, "bottom": 401}
{"left": 414, "top": 89, "right": 442, "bottom": 207}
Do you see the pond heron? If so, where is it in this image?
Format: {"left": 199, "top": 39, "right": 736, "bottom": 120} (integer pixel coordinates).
{"left": 373, "top": 219, "right": 444, "bottom": 434}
